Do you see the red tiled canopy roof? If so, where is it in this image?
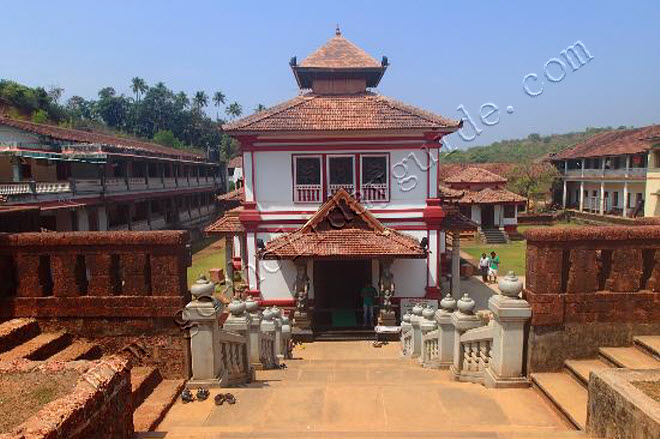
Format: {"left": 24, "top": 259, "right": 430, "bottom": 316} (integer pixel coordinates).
{"left": 441, "top": 205, "right": 479, "bottom": 231}
{"left": 550, "top": 125, "right": 660, "bottom": 160}
{"left": 443, "top": 167, "right": 507, "bottom": 184}
{"left": 205, "top": 207, "right": 245, "bottom": 235}
{"left": 456, "top": 188, "right": 527, "bottom": 204}
{"left": 261, "top": 189, "right": 426, "bottom": 260}
{"left": 223, "top": 92, "right": 460, "bottom": 134}
{"left": 299, "top": 33, "right": 382, "bottom": 69}
{"left": 217, "top": 187, "right": 244, "bottom": 202}
{"left": 0, "top": 116, "right": 205, "bottom": 161}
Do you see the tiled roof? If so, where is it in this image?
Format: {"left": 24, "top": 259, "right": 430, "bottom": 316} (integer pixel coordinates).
{"left": 0, "top": 116, "right": 205, "bottom": 161}
{"left": 223, "top": 92, "right": 460, "bottom": 133}
{"left": 217, "top": 187, "right": 244, "bottom": 202}
{"left": 438, "top": 163, "right": 515, "bottom": 182}
{"left": 261, "top": 189, "right": 426, "bottom": 259}
{"left": 299, "top": 34, "right": 381, "bottom": 69}
{"left": 438, "top": 185, "right": 465, "bottom": 199}
{"left": 205, "top": 207, "right": 245, "bottom": 234}
{"left": 443, "top": 167, "right": 507, "bottom": 184}
{"left": 457, "top": 188, "right": 527, "bottom": 204}
{"left": 550, "top": 125, "right": 660, "bottom": 160}
{"left": 442, "top": 205, "right": 479, "bottom": 231}
{"left": 227, "top": 156, "right": 242, "bottom": 168}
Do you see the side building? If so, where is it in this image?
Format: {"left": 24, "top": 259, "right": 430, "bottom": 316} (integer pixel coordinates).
{"left": 549, "top": 125, "right": 660, "bottom": 218}
{"left": 0, "top": 117, "right": 223, "bottom": 233}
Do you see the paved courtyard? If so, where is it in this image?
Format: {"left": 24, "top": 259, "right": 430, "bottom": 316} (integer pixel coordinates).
{"left": 151, "top": 341, "right": 577, "bottom": 438}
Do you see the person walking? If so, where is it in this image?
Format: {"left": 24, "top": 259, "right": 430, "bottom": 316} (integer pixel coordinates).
{"left": 479, "top": 253, "right": 490, "bottom": 283}
{"left": 360, "top": 282, "right": 378, "bottom": 327}
{"left": 488, "top": 251, "right": 500, "bottom": 283}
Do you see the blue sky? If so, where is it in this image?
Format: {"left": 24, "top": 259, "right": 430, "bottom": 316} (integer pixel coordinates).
{"left": 1, "top": 1, "right": 659, "bottom": 147}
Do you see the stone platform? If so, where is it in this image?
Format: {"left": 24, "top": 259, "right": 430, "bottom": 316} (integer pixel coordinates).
{"left": 148, "top": 341, "right": 575, "bottom": 438}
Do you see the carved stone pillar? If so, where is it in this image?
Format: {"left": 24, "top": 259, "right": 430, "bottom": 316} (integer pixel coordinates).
{"left": 378, "top": 259, "right": 396, "bottom": 326}
{"left": 434, "top": 293, "right": 457, "bottom": 368}
{"left": 450, "top": 293, "right": 482, "bottom": 380}
{"left": 410, "top": 303, "right": 424, "bottom": 358}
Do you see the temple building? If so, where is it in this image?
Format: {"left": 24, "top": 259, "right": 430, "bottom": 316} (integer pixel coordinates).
{"left": 438, "top": 166, "right": 527, "bottom": 243}
{"left": 206, "top": 28, "right": 474, "bottom": 334}
{"left": 0, "top": 117, "right": 222, "bottom": 233}
{"left": 549, "top": 125, "right": 660, "bottom": 218}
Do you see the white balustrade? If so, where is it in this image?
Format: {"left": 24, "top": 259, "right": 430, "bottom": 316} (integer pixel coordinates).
{"left": 360, "top": 183, "right": 388, "bottom": 202}
{"left": 294, "top": 184, "right": 322, "bottom": 203}
{"left": 72, "top": 179, "right": 102, "bottom": 193}
{"left": 628, "top": 167, "right": 647, "bottom": 177}
{"left": 163, "top": 177, "right": 177, "bottom": 188}
{"left": 328, "top": 183, "right": 354, "bottom": 198}
{"left": 130, "top": 219, "right": 150, "bottom": 231}
{"left": 0, "top": 182, "right": 31, "bottom": 195}
{"left": 400, "top": 313, "right": 413, "bottom": 357}
{"left": 35, "top": 181, "right": 71, "bottom": 194}
{"left": 105, "top": 178, "right": 127, "bottom": 192}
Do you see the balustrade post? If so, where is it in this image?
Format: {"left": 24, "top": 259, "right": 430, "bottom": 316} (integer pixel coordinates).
{"left": 400, "top": 312, "right": 413, "bottom": 357}
{"left": 222, "top": 299, "right": 254, "bottom": 382}
{"left": 484, "top": 272, "right": 532, "bottom": 388}
{"left": 450, "top": 293, "right": 482, "bottom": 380}
{"left": 271, "top": 306, "right": 284, "bottom": 362}
{"left": 260, "top": 308, "right": 278, "bottom": 369}
{"left": 410, "top": 302, "right": 424, "bottom": 357}
{"left": 281, "top": 315, "right": 292, "bottom": 359}
{"left": 434, "top": 293, "right": 457, "bottom": 367}
{"left": 419, "top": 305, "right": 438, "bottom": 365}
{"left": 245, "top": 297, "right": 262, "bottom": 367}
{"left": 183, "top": 276, "right": 226, "bottom": 387}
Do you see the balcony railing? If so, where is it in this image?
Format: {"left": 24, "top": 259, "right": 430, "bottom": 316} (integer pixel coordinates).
{"left": 128, "top": 177, "right": 148, "bottom": 191}
{"left": 295, "top": 184, "right": 322, "bottom": 203}
{"left": 130, "top": 219, "right": 151, "bottom": 231}
{"left": 360, "top": 183, "right": 388, "bottom": 202}
{"left": 163, "top": 177, "right": 177, "bottom": 188}
{"left": 0, "top": 182, "right": 32, "bottom": 195}
{"left": 628, "top": 168, "right": 647, "bottom": 176}
{"left": 328, "top": 184, "right": 354, "bottom": 198}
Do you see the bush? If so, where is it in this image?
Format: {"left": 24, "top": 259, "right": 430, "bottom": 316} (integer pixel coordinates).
{"left": 31, "top": 109, "right": 48, "bottom": 124}
{"left": 153, "top": 129, "right": 183, "bottom": 148}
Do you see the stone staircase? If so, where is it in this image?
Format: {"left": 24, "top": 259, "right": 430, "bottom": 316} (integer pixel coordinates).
{"left": 0, "top": 318, "right": 184, "bottom": 434}
{"left": 480, "top": 228, "right": 509, "bottom": 244}
{"left": 531, "top": 335, "right": 660, "bottom": 430}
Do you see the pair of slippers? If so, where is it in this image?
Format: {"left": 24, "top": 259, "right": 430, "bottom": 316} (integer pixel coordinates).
{"left": 181, "top": 387, "right": 210, "bottom": 403}
{"left": 215, "top": 393, "right": 236, "bottom": 405}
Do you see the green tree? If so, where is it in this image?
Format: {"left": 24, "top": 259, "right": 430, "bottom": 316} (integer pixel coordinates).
{"left": 507, "top": 161, "right": 561, "bottom": 211}
{"left": 32, "top": 109, "right": 48, "bottom": 123}
{"left": 213, "top": 91, "right": 226, "bottom": 120}
{"left": 153, "top": 129, "right": 183, "bottom": 148}
{"left": 131, "top": 77, "right": 148, "bottom": 103}
{"left": 225, "top": 102, "right": 243, "bottom": 119}
{"left": 254, "top": 103, "right": 266, "bottom": 113}
{"left": 193, "top": 91, "right": 209, "bottom": 110}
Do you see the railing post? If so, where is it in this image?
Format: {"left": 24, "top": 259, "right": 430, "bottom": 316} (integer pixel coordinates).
{"left": 271, "top": 306, "right": 284, "bottom": 362}
{"left": 419, "top": 305, "right": 438, "bottom": 365}
{"left": 245, "top": 297, "right": 262, "bottom": 368}
{"left": 435, "top": 293, "right": 457, "bottom": 367}
{"left": 183, "top": 277, "right": 225, "bottom": 387}
{"left": 400, "top": 312, "right": 413, "bottom": 357}
{"left": 224, "top": 298, "right": 254, "bottom": 383}
{"left": 260, "top": 308, "right": 278, "bottom": 369}
{"left": 410, "top": 303, "right": 424, "bottom": 357}
{"left": 450, "top": 293, "right": 482, "bottom": 380}
{"left": 484, "top": 272, "right": 531, "bottom": 388}
{"left": 281, "top": 315, "right": 292, "bottom": 359}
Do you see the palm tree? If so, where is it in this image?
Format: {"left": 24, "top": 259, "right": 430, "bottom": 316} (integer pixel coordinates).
{"left": 225, "top": 102, "right": 243, "bottom": 120}
{"left": 254, "top": 103, "right": 267, "bottom": 113}
{"left": 193, "top": 91, "right": 209, "bottom": 110}
{"left": 131, "top": 77, "right": 147, "bottom": 103}
{"left": 175, "top": 91, "right": 190, "bottom": 109}
{"left": 213, "top": 91, "right": 226, "bottom": 120}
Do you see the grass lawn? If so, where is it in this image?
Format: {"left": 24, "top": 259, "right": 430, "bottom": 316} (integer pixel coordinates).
{"left": 187, "top": 238, "right": 226, "bottom": 287}
{"left": 462, "top": 240, "right": 527, "bottom": 277}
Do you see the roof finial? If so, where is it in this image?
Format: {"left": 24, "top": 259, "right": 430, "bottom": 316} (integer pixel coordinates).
{"left": 335, "top": 24, "right": 341, "bottom": 36}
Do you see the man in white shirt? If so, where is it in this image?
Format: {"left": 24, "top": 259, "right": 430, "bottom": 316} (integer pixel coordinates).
{"left": 479, "top": 253, "right": 490, "bottom": 283}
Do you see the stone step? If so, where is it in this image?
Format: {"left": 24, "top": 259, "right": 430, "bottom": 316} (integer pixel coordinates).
{"left": 0, "top": 331, "right": 72, "bottom": 362}
{"left": 47, "top": 340, "right": 103, "bottom": 362}
{"left": 531, "top": 372, "right": 587, "bottom": 430}
{"left": 133, "top": 379, "right": 185, "bottom": 432}
{"left": 137, "top": 428, "right": 586, "bottom": 438}
{"left": 563, "top": 358, "right": 611, "bottom": 387}
{"left": 598, "top": 346, "right": 660, "bottom": 369}
{"left": 132, "top": 366, "right": 163, "bottom": 408}
{"left": 0, "top": 318, "right": 40, "bottom": 353}
{"left": 633, "top": 335, "right": 660, "bottom": 360}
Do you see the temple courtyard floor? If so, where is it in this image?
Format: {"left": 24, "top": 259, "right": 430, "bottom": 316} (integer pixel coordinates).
{"left": 146, "top": 342, "right": 580, "bottom": 439}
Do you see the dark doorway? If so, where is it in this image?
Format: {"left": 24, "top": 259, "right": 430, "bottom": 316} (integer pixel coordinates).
{"left": 313, "top": 259, "right": 371, "bottom": 329}
{"left": 481, "top": 205, "right": 495, "bottom": 229}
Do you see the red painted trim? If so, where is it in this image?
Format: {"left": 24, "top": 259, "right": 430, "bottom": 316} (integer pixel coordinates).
{"left": 258, "top": 207, "right": 425, "bottom": 215}
{"left": 246, "top": 289, "right": 261, "bottom": 298}
{"left": 355, "top": 152, "right": 361, "bottom": 200}
{"left": 250, "top": 150, "right": 256, "bottom": 202}
{"left": 253, "top": 135, "right": 430, "bottom": 144}
{"left": 426, "top": 229, "right": 431, "bottom": 288}
{"left": 255, "top": 224, "right": 429, "bottom": 233}
{"left": 424, "top": 286, "right": 442, "bottom": 300}
{"left": 244, "top": 143, "right": 430, "bottom": 152}
{"left": 321, "top": 153, "right": 328, "bottom": 201}
{"left": 258, "top": 298, "right": 296, "bottom": 307}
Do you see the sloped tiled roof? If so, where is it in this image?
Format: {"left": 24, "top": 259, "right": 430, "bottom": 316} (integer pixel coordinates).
{"left": 0, "top": 116, "right": 205, "bottom": 161}
{"left": 217, "top": 187, "right": 244, "bottom": 202}
{"left": 443, "top": 167, "right": 507, "bottom": 184}
{"left": 205, "top": 207, "right": 245, "bottom": 234}
{"left": 442, "top": 205, "right": 479, "bottom": 231}
{"left": 261, "top": 189, "right": 425, "bottom": 259}
{"left": 299, "top": 34, "right": 381, "bottom": 69}
{"left": 223, "top": 93, "right": 460, "bottom": 133}
{"left": 457, "top": 188, "right": 527, "bottom": 204}
{"left": 551, "top": 125, "right": 660, "bottom": 160}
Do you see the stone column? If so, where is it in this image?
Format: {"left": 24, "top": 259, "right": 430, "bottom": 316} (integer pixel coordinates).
{"left": 623, "top": 182, "right": 629, "bottom": 217}
{"left": 183, "top": 291, "right": 225, "bottom": 387}
{"left": 271, "top": 306, "right": 284, "bottom": 362}
{"left": 400, "top": 312, "right": 413, "bottom": 357}
{"left": 410, "top": 303, "right": 424, "bottom": 358}
{"left": 76, "top": 208, "right": 89, "bottom": 231}
{"left": 579, "top": 181, "right": 585, "bottom": 212}
{"left": 224, "top": 299, "right": 254, "bottom": 382}
{"left": 600, "top": 181, "right": 605, "bottom": 215}
{"left": 281, "top": 315, "right": 292, "bottom": 359}
{"left": 451, "top": 232, "right": 461, "bottom": 297}
{"left": 260, "top": 309, "right": 278, "bottom": 368}
{"left": 485, "top": 272, "right": 532, "bottom": 388}
{"left": 434, "top": 293, "right": 457, "bottom": 368}
{"left": 450, "top": 293, "right": 482, "bottom": 380}
{"left": 562, "top": 180, "right": 567, "bottom": 208}
{"left": 245, "top": 297, "right": 262, "bottom": 368}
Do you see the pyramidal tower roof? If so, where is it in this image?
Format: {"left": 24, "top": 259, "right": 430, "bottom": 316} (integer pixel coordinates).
{"left": 291, "top": 26, "right": 388, "bottom": 89}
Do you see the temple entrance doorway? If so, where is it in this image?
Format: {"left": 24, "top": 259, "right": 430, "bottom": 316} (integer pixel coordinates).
{"left": 313, "top": 259, "right": 371, "bottom": 330}
{"left": 481, "top": 205, "right": 495, "bottom": 229}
